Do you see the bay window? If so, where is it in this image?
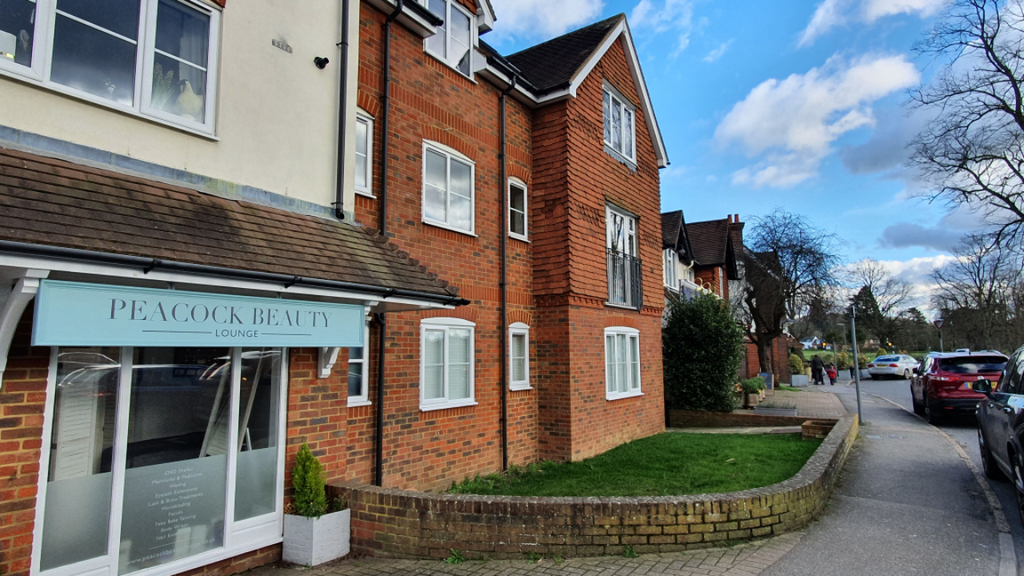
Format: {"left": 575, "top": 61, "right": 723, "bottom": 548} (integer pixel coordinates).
{"left": 605, "top": 327, "right": 641, "bottom": 400}
{"left": 0, "top": 0, "right": 220, "bottom": 134}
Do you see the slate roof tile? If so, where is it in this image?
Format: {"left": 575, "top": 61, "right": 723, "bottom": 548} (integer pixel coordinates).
{"left": 504, "top": 14, "right": 622, "bottom": 94}
{"left": 0, "top": 147, "right": 457, "bottom": 297}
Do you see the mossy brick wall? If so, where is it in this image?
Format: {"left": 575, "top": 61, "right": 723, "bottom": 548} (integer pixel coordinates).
{"left": 336, "top": 415, "right": 857, "bottom": 559}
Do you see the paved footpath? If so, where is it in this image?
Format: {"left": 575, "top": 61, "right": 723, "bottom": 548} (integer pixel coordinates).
{"left": 246, "top": 383, "right": 1010, "bottom": 576}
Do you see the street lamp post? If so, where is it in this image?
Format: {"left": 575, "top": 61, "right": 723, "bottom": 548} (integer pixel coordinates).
{"left": 850, "top": 307, "right": 864, "bottom": 425}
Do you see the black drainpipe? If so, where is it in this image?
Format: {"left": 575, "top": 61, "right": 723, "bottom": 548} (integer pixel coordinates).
{"left": 333, "top": 0, "right": 351, "bottom": 220}
{"left": 374, "top": 0, "right": 403, "bottom": 488}
{"left": 498, "top": 75, "right": 517, "bottom": 472}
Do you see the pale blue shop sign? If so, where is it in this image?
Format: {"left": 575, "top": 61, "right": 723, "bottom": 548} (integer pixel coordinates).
{"left": 33, "top": 280, "right": 365, "bottom": 348}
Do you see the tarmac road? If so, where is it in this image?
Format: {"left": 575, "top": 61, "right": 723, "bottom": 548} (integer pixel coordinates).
{"left": 762, "top": 377, "right": 1008, "bottom": 576}
{"left": 858, "top": 375, "right": 1024, "bottom": 575}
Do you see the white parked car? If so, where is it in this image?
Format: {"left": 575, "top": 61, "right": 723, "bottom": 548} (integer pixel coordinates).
{"left": 867, "top": 354, "right": 920, "bottom": 380}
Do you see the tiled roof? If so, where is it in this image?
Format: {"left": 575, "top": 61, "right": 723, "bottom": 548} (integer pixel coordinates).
{"left": 505, "top": 14, "right": 622, "bottom": 94}
{"left": 0, "top": 146, "right": 458, "bottom": 299}
{"left": 661, "top": 211, "right": 681, "bottom": 249}
{"left": 686, "top": 218, "right": 731, "bottom": 267}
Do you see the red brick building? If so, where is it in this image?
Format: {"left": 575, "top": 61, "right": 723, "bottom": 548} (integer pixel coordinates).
{"left": 0, "top": 2, "right": 670, "bottom": 576}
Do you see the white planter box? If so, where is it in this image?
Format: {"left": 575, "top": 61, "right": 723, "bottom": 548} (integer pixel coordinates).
{"left": 790, "top": 375, "right": 809, "bottom": 387}
{"left": 859, "top": 369, "right": 871, "bottom": 379}
{"left": 283, "top": 509, "right": 350, "bottom": 566}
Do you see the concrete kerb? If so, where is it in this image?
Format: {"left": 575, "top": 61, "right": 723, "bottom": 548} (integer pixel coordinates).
{"left": 332, "top": 414, "right": 859, "bottom": 560}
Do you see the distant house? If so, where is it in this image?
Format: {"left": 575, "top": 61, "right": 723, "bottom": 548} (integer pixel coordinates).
{"left": 685, "top": 216, "right": 742, "bottom": 299}
{"left": 661, "top": 210, "right": 709, "bottom": 300}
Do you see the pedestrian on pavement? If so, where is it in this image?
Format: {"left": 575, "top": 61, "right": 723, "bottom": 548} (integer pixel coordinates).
{"left": 826, "top": 363, "right": 837, "bottom": 385}
{"left": 811, "top": 354, "right": 825, "bottom": 385}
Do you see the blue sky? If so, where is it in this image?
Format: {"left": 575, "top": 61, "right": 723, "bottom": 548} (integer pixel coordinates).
{"left": 484, "top": 0, "right": 968, "bottom": 311}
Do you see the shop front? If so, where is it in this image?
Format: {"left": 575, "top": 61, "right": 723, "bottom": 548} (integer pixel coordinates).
{"left": 20, "top": 280, "right": 365, "bottom": 576}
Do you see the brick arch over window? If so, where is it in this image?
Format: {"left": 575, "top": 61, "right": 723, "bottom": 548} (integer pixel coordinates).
{"left": 507, "top": 165, "right": 531, "bottom": 186}
{"left": 507, "top": 310, "right": 532, "bottom": 326}
{"left": 422, "top": 307, "right": 478, "bottom": 323}
{"left": 357, "top": 91, "right": 380, "bottom": 118}
{"left": 422, "top": 126, "right": 475, "bottom": 160}
{"left": 604, "top": 315, "right": 642, "bottom": 331}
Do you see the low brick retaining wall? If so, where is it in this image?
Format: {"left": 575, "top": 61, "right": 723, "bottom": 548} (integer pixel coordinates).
{"left": 332, "top": 415, "right": 858, "bottom": 560}
{"left": 668, "top": 409, "right": 821, "bottom": 428}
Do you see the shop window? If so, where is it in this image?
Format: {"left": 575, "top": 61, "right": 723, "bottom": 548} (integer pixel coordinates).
{"left": 419, "top": 0, "right": 474, "bottom": 77}
{"left": 422, "top": 141, "right": 475, "bottom": 234}
{"left": 603, "top": 83, "right": 636, "bottom": 165}
{"left": 39, "top": 346, "right": 283, "bottom": 576}
{"left": 420, "top": 317, "right": 475, "bottom": 410}
{"left": 355, "top": 111, "right": 374, "bottom": 197}
{"left": 509, "top": 322, "right": 530, "bottom": 390}
{"left": 604, "top": 327, "right": 642, "bottom": 400}
{"left": 509, "top": 179, "right": 527, "bottom": 240}
{"left": 0, "top": 0, "right": 220, "bottom": 134}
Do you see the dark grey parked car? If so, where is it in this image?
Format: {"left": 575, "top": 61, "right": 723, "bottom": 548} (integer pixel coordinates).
{"left": 974, "top": 346, "right": 1024, "bottom": 524}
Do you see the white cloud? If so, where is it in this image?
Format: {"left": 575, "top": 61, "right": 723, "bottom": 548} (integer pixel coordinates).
{"left": 798, "top": 0, "right": 947, "bottom": 47}
{"left": 703, "top": 40, "right": 733, "bottom": 63}
{"left": 489, "top": 0, "right": 605, "bottom": 42}
{"left": 628, "top": 0, "right": 694, "bottom": 58}
{"left": 716, "top": 54, "right": 920, "bottom": 188}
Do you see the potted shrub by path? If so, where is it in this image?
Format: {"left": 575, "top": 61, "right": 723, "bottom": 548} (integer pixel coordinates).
{"left": 741, "top": 377, "right": 765, "bottom": 408}
{"left": 283, "top": 444, "right": 350, "bottom": 566}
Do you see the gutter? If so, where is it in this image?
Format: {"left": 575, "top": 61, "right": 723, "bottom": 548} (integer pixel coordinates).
{"left": 0, "top": 240, "right": 470, "bottom": 307}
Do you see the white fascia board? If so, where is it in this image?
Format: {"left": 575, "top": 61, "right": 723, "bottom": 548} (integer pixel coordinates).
{"left": 565, "top": 18, "right": 670, "bottom": 168}
{"left": 364, "top": 0, "right": 438, "bottom": 37}
{"left": 0, "top": 254, "right": 455, "bottom": 312}
{"left": 477, "top": 0, "right": 496, "bottom": 33}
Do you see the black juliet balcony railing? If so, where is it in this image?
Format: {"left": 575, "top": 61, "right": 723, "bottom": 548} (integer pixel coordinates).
{"left": 606, "top": 248, "right": 643, "bottom": 310}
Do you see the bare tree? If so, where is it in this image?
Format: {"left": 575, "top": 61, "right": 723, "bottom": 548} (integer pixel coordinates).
{"left": 932, "top": 233, "right": 1023, "bottom": 349}
{"left": 910, "top": 0, "right": 1024, "bottom": 248}
{"left": 738, "top": 210, "right": 841, "bottom": 374}
{"left": 849, "top": 259, "right": 914, "bottom": 347}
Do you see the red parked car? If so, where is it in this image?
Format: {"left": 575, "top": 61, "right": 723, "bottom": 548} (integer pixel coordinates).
{"left": 910, "top": 351, "right": 1008, "bottom": 424}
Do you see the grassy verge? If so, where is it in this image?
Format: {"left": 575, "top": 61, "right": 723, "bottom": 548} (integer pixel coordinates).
{"left": 449, "top": 432, "right": 822, "bottom": 497}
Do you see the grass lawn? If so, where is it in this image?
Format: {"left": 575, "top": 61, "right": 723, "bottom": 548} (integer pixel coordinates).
{"left": 448, "top": 432, "right": 822, "bottom": 497}
{"left": 776, "top": 385, "right": 803, "bottom": 392}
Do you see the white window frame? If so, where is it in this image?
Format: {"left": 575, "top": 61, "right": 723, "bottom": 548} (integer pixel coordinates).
{"left": 664, "top": 249, "right": 678, "bottom": 288}
{"left": 418, "top": 0, "right": 476, "bottom": 79}
{"left": 603, "top": 83, "right": 637, "bottom": 165}
{"left": 606, "top": 204, "right": 638, "bottom": 308}
{"left": 33, "top": 346, "right": 288, "bottom": 576}
{"left": 604, "top": 327, "right": 643, "bottom": 400}
{"left": 508, "top": 322, "right": 530, "bottom": 391}
{"left": 508, "top": 178, "right": 528, "bottom": 241}
{"left": 348, "top": 321, "right": 371, "bottom": 407}
{"left": 420, "top": 317, "right": 477, "bottom": 411}
{"left": 354, "top": 111, "right": 375, "bottom": 197}
{"left": 421, "top": 140, "right": 476, "bottom": 235}
{"left": 0, "top": 0, "right": 221, "bottom": 137}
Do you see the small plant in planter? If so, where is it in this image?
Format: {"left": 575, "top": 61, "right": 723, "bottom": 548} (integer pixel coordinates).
{"left": 740, "top": 377, "right": 765, "bottom": 408}
{"left": 282, "top": 444, "right": 350, "bottom": 566}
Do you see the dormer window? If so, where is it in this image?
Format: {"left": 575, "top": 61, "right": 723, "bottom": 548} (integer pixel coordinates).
{"left": 603, "top": 83, "right": 636, "bottom": 165}
{"left": 420, "top": 0, "right": 473, "bottom": 76}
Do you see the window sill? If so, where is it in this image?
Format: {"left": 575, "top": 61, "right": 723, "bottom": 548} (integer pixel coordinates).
{"left": 355, "top": 189, "right": 376, "bottom": 199}
{"left": 509, "top": 232, "right": 530, "bottom": 243}
{"left": 605, "top": 301, "right": 641, "bottom": 311}
{"left": 421, "top": 399, "right": 478, "bottom": 412}
{"left": 424, "top": 219, "right": 477, "bottom": 237}
{"left": 509, "top": 383, "right": 532, "bottom": 391}
{"left": 0, "top": 67, "right": 219, "bottom": 141}
{"left": 424, "top": 50, "right": 478, "bottom": 84}
{"left": 603, "top": 145, "right": 637, "bottom": 170}
{"left": 347, "top": 399, "right": 372, "bottom": 408}
{"left": 607, "top": 391, "right": 644, "bottom": 402}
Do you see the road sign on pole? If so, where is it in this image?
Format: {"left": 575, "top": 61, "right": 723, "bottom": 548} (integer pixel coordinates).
{"left": 933, "top": 319, "right": 945, "bottom": 330}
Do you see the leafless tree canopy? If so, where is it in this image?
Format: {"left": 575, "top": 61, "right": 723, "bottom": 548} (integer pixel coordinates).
{"left": 849, "top": 259, "right": 914, "bottom": 319}
{"left": 738, "top": 210, "right": 841, "bottom": 373}
{"left": 910, "top": 0, "right": 1024, "bottom": 248}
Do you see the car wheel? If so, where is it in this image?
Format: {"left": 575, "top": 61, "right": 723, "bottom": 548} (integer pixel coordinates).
{"left": 925, "top": 394, "right": 943, "bottom": 425}
{"left": 979, "top": 428, "right": 1003, "bottom": 480}
{"left": 1013, "top": 456, "right": 1024, "bottom": 526}
{"left": 903, "top": 369, "right": 911, "bottom": 379}
{"left": 911, "top": 387, "right": 925, "bottom": 415}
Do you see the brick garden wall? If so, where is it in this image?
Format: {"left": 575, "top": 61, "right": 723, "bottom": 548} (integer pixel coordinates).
{"left": 336, "top": 415, "right": 858, "bottom": 559}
